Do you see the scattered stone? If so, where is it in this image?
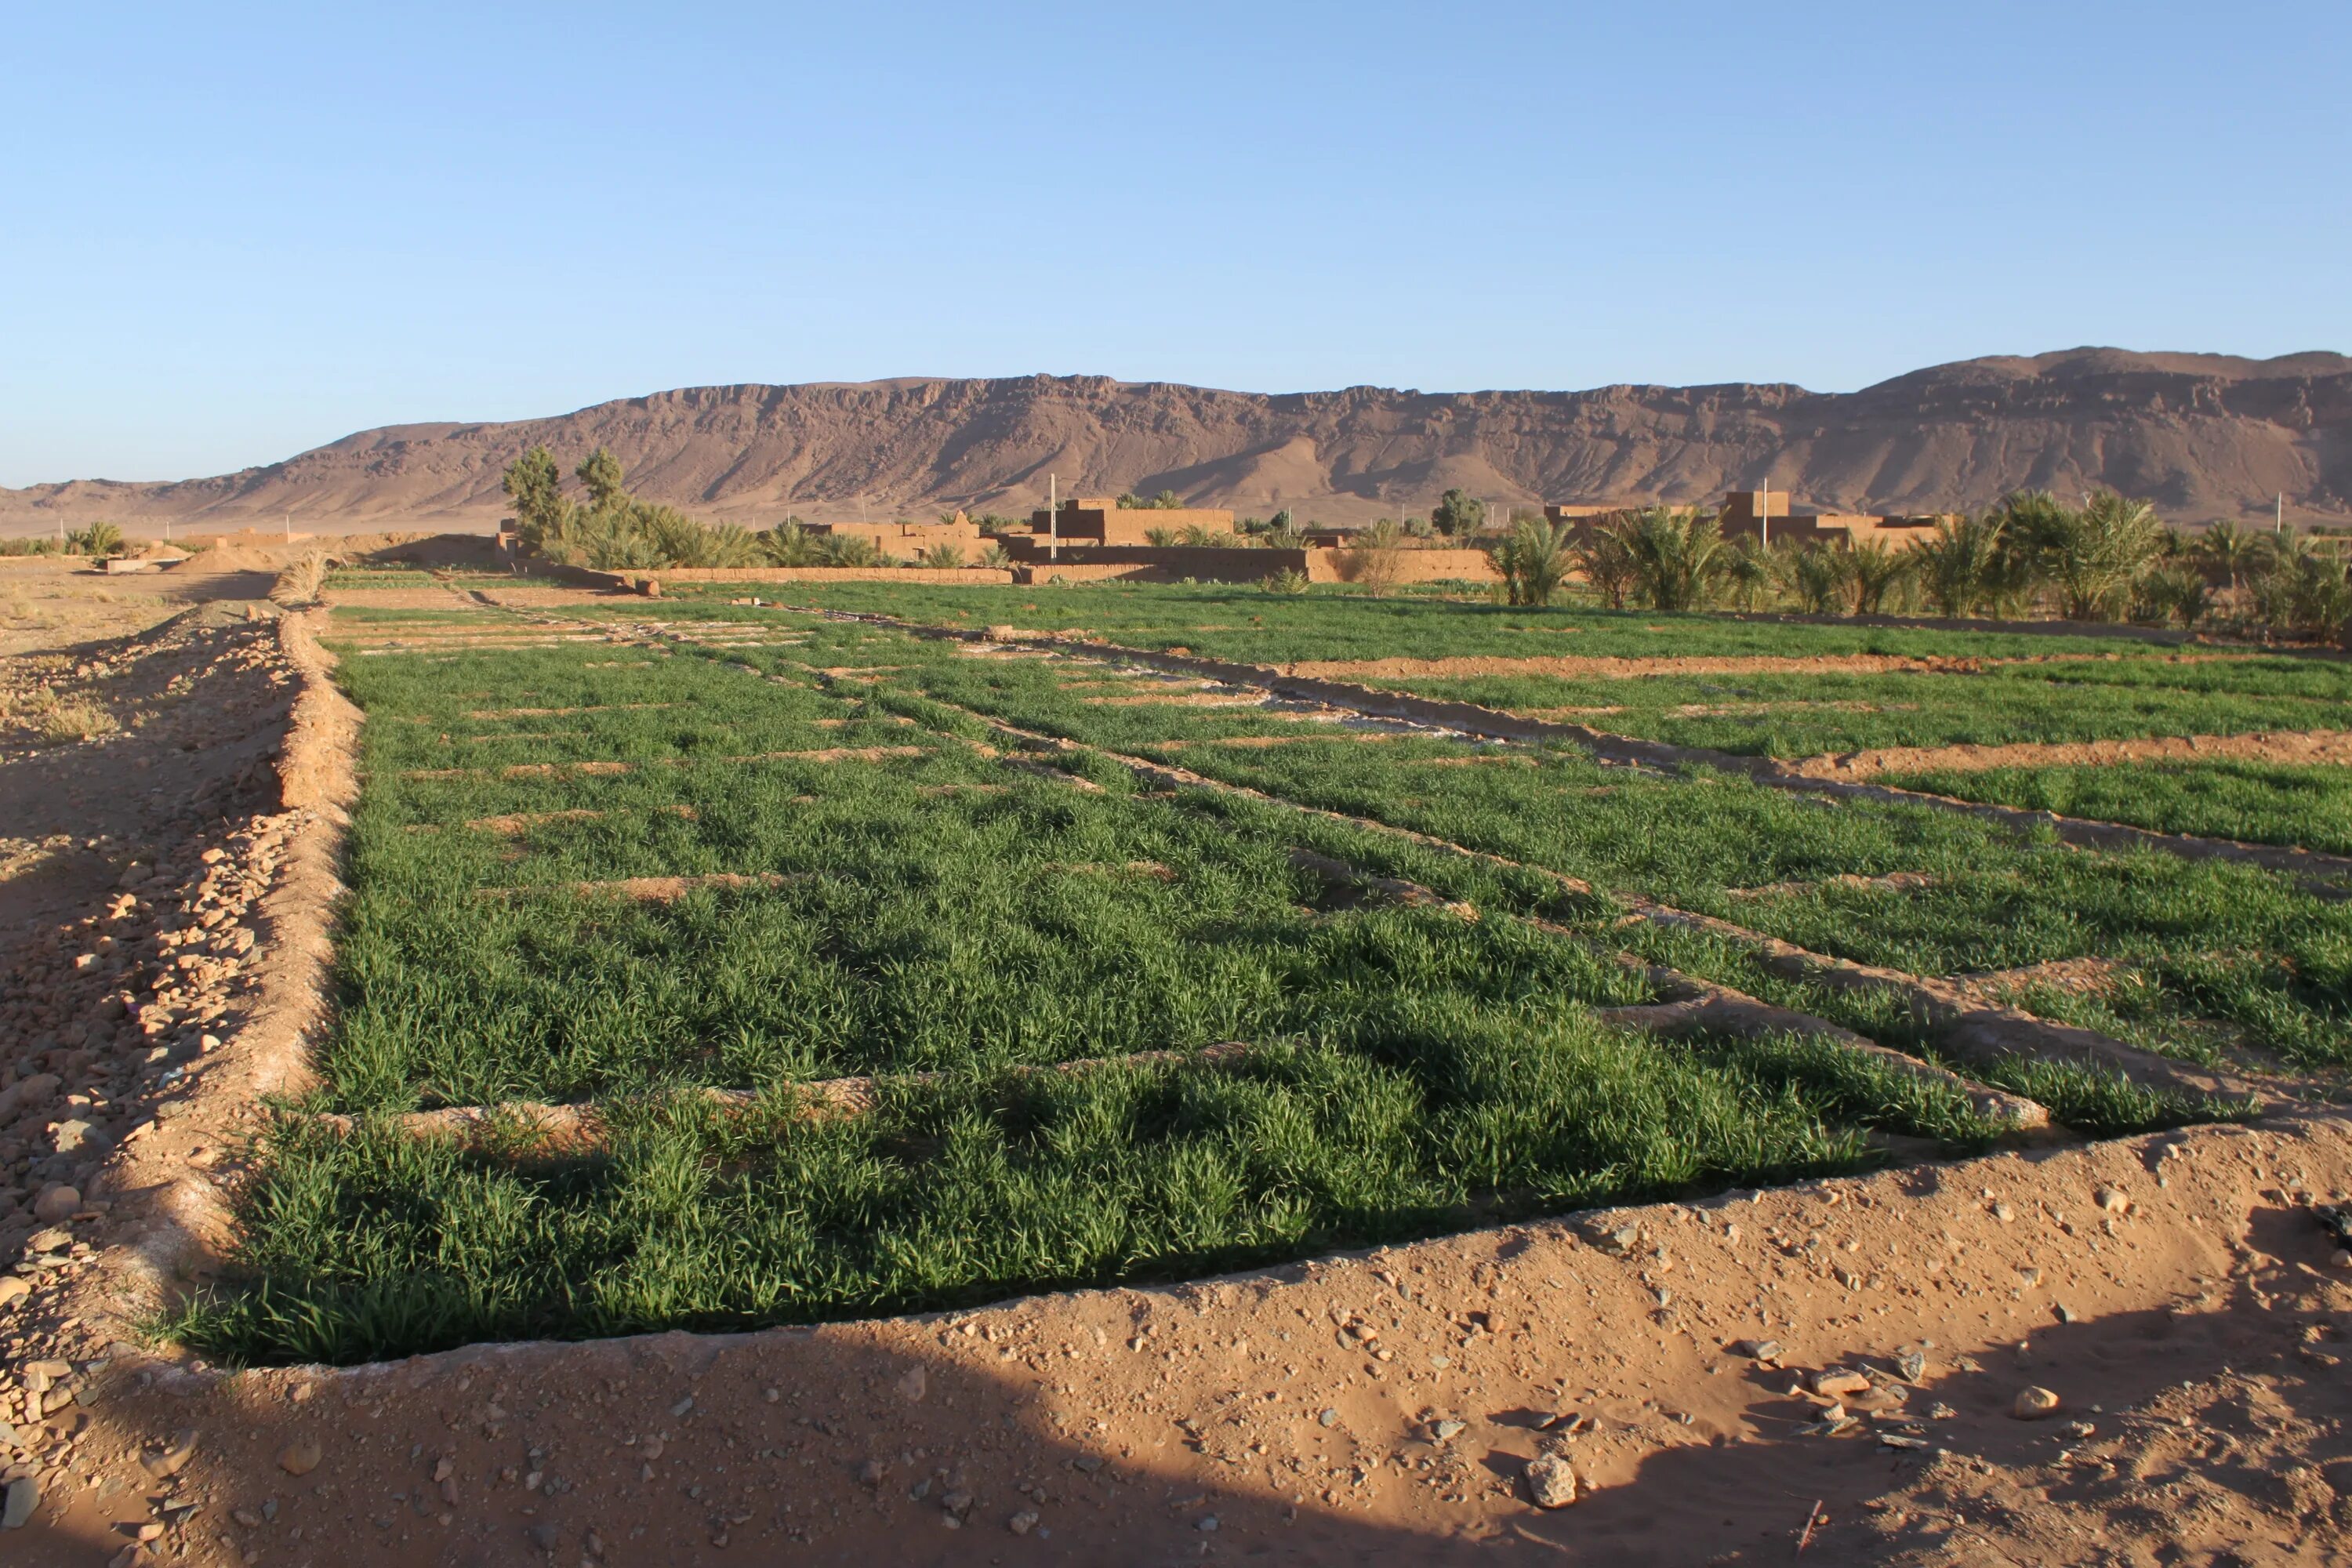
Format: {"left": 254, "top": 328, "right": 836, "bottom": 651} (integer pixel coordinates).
{"left": 277, "top": 1436, "right": 322, "bottom": 1475}
{"left": 1992, "top": 1202, "right": 2014, "bottom": 1222}
{"left": 231, "top": 1508, "right": 262, "bottom": 1528}
{"left": 1730, "top": 1338, "right": 1782, "bottom": 1363}
{"left": 896, "top": 1367, "right": 927, "bottom": 1403}
{"left": 2333, "top": 1250, "right": 2352, "bottom": 1269}
{"left": 1524, "top": 1455, "right": 1578, "bottom": 1509}
{"left": 524, "top": 1523, "right": 558, "bottom": 1552}
{"left": 670, "top": 1395, "right": 694, "bottom": 1417}
{"left": 858, "top": 1458, "right": 887, "bottom": 1488}
{"left": 2012, "top": 1387, "right": 2061, "bottom": 1421}
{"left": 0, "top": 1279, "right": 27, "bottom": 1307}
{"left": 2018, "top": 1266, "right": 2041, "bottom": 1289}
{"left": 1431, "top": 1419, "right": 1465, "bottom": 1442}
{"left": 1317, "top": 1408, "right": 1339, "bottom": 1428}
{"left": 2095, "top": 1188, "right": 2129, "bottom": 1214}
{"left": 0, "top": 1475, "right": 35, "bottom": 1529}
{"left": 1813, "top": 1369, "right": 1872, "bottom": 1399}
{"left": 1196, "top": 1515, "right": 1220, "bottom": 1533}
{"left": 1008, "top": 1509, "right": 1039, "bottom": 1535}
{"left": 1896, "top": 1348, "right": 1928, "bottom": 1384}
{"left": 2055, "top": 1304, "right": 2078, "bottom": 1324}
{"left": 31, "top": 1186, "right": 80, "bottom": 1223}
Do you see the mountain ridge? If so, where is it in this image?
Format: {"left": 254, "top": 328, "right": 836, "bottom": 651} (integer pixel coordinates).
{"left": 8, "top": 347, "right": 2349, "bottom": 530}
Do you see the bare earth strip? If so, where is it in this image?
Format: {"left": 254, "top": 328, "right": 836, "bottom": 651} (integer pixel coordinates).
{"left": 1789, "top": 727, "right": 2352, "bottom": 781}
{"left": 1270, "top": 651, "right": 2216, "bottom": 681}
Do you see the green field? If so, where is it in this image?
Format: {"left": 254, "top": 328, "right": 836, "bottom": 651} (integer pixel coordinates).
{"left": 175, "top": 587, "right": 2332, "bottom": 1365}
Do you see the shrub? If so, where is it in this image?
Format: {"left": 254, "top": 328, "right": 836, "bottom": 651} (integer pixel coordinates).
{"left": 1265, "top": 567, "right": 1311, "bottom": 595}
{"left": 1177, "top": 523, "right": 1221, "bottom": 547}
{"left": 270, "top": 549, "right": 337, "bottom": 607}
{"left": 1432, "top": 489, "right": 1486, "bottom": 538}
{"left": 65, "top": 521, "right": 125, "bottom": 559}
{"left": 1337, "top": 519, "right": 1406, "bottom": 596}
{"left": 916, "top": 543, "right": 966, "bottom": 570}
{"left": 977, "top": 543, "right": 1013, "bottom": 570}
{"left": 575, "top": 448, "right": 626, "bottom": 509}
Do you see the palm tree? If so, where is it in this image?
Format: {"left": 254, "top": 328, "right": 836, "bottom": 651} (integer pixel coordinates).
{"left": 1497, "top": 515, "right": 1575, "bottom": 606}
{"left": 1844, "top": 539, "right": 1913, "bottom": 615}
{"left": 1913, "top": 513, "right": 2009, "bottom": 618}
{"left": 1614, "top": 506, "right": 1725, "bottom": 612}
{"left": 2194, "top": 519, "right": 2269, "bottom": 598}
{"left": 1719, "top": 535, "right": 1773, "bottom": 612}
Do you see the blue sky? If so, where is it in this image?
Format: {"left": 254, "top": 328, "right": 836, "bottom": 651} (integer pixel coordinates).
{"left": 3, "top": 2, "right": 2346, "bottom": 485}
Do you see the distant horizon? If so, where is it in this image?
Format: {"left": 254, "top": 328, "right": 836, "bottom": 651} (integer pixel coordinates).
{"left": 9, "top": 345, "right": 2347, "bottom": 491}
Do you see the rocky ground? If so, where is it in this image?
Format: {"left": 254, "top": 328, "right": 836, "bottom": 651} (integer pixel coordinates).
{"left": 0, "top": 559, "right": 2347, "bottom": 1566}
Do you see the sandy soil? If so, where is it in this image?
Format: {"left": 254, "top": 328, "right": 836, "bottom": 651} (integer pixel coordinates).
{"left": 1790, "top": 729, "right": 2352, "bottom": 782}
{"left": 1272, "top": 653, "right": 2131, "bottom": 682}
{"left": 3, "top": 575, "right": 2350, "bottom": 1565}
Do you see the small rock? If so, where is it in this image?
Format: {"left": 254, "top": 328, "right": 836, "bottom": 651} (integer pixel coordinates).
{"left": 670, "top": 1395, "right": 694, "bottom": 1417}
{"left": 1008, "top": 1509, "right": 1039, "bottom": 1536}
{"left": 2012, "top": 1386, "right": 2061, "bottom": 1421}
{"left": 1992, "top": 1202, "right": 2014, "bottom": 1222}
{"left": 942, "top": 1490, "right": 974, "bottom": 1516}
{"left": 896, "top": 1367, "right": 927, "bottom": 1403}
{"left": 2332, "top": 1249, "right": 2352, "bottom": 1269}
{"left": 277, "top": 1436, "right": 322, "bottom": 1476}
{"left": 1730, "top": 1338, "right": 1782, "bottom": 1362}
{"left": 1812, "top": 1369, "right": 1872, "bottom": 1399}
{"left": 0, "top": 1279, "right": 28, "bottom": 1307}
{"left": 1896, "top": 1348, "right": 1927, "bottom": 1382}
{"left": 2018, "top": 1266, "right": 2041, "bottom": 1288}
{"left": 858, "top": 1458, "right": 888, "bottom": 1488}
{"left": 141, "top": 1428, "right": 199, "bottom": 1479}
{"left": 1196, "top": 1515, "right": 1220, "bottom": 1533}
{"left": 2095, "top": 1188, "right": 2129, "bottom": 1214}
{"left": 524, "top": 1523, "right": 558, "bottom": 1552}
{"left": 1431, "top": 1419, "right": 1465, "bottom": 1442}
{"left": 26, "top": 1229, "right": 67, "bottom": 1254}
{"left": 1524, "top": 1455, "right": 1577, "bottom": 1509}
{"left": 1, "top": 1475, "right": 35, "bottom": 1529}
{"left": 1317, "top": 1408, "right": 1339, "bottom": 1428}
{"left": 2054, "top": 1304, "right": 2078, "bottom": 1324}
{"left": 31, "top": 1187, "right": 80, "bottom": 1223}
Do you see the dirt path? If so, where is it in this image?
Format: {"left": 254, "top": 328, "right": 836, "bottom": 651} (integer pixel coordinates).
{"left": 1791, "top": 728, "right": 2352, "bottom": 781}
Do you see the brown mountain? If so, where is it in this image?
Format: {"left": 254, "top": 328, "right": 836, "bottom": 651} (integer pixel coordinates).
{"left": 7, "top": 347, "right": 2348, "bottom": 533}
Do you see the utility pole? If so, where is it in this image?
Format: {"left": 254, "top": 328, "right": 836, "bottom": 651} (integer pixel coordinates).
{"left": 285, "top": 510, "right": 292, "bottom": 541}
{"left": 1048, "top": 473, "right": 1059, "bottom": 562}
{"left": 1759, "top": 479, "right": 1769, "bottom": 550}
{"left": 2278, "top": 492, "right": 2285, "bottom": 536}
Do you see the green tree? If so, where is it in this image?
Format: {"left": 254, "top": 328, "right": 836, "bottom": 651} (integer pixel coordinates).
{"left": 1431, "top": 488, "right": 1486, "bottom": 538}
{"left": 502, "top": 447, "right": 567, "bottom": 535}
{"left": 2038, "top": 492, "right": 2167, "bottom": 621}
{"left": 1568, "top": 521, "right": 1637, "bottom": 610}
{"left": 576, "top": 447, "right": 627, "bottom": 510}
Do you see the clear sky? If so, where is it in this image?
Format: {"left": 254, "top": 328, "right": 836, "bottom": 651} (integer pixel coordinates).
{"left": 4, "top": 2, "right": 2347, "bottom": 486}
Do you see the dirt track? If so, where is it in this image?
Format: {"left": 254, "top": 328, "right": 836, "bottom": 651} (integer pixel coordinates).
{"left": 5, "top": 570, "right": 2352, "bottom": 1565}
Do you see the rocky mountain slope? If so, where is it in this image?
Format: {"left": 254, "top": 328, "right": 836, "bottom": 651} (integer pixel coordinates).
{"left": 7, "top": 347, "right": 2347, "bottom": 531}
